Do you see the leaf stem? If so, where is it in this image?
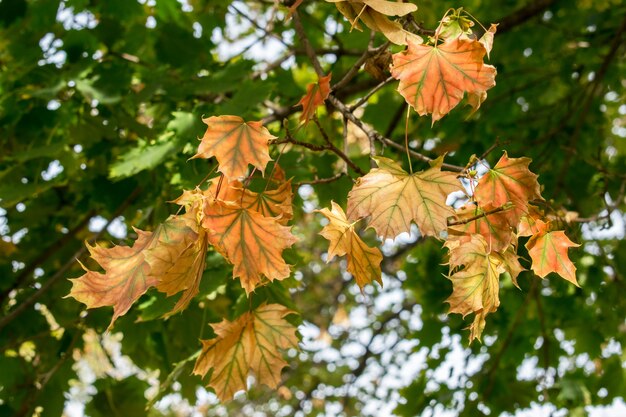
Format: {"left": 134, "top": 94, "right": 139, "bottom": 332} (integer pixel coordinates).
{"left": 405, "top": 105, "right": 413, "bottom": 174}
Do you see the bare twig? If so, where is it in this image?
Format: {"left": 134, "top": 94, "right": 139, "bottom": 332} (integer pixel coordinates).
{"left": 292, "top": 11, "right": 325, "bottom": 76}
{"left": 349, "top": 76, "right": 395, "bottom": 112}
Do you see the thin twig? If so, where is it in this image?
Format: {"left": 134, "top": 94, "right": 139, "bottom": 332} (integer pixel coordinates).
{"left": 294, "top": 173, "right": 347, "bottom": 187}
{"left": 328, "top": 95, "right": 466, "bottom": 173}
{"left": 447, "top": 204, "right": 509, "bottom": 226}
{"left": 349, "top": 76, "right": 395, "bottom": 112}
{"left": 292, "top": 11, "right": 325, "bottom": 76}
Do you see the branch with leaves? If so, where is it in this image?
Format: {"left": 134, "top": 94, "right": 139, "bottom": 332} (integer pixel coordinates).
{"left": 61, "top": 1, "right": 585, "bottom": 404}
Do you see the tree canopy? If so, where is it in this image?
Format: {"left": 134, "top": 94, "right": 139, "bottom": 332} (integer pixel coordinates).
{"left": 1, "top": 0, "right": 625, "bottom": 416}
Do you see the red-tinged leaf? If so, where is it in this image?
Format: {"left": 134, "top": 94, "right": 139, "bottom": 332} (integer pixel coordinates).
{"left": 347, "top": 156, "right": 462, "bottom": 240}
{"left": 526, "top": 230, "right": 580, "bottom": 286}
{"left": 474, "top": 152, "right": 543, "bottom": 227}
{"left": 193, "top": 304, "right": 298, "bottom": 401}
{"left": 448, "top": 202, "right": 513, "bottom": 252}
{"left": 317, "top": 202, "right": 383, "bottom": 290}
{"left": 391, "top": 37, "right": 496, "bottom": 123}
{"left": 68, "top": 229, "right": 159, "bottom": 328}
{"left": 192, "top": 115, "right": 275, "bottom": 180}
{"left": 298, "top": 73, "right": 331, "bottom": 123}
{"left": 202, "top": 200, "right": 298, "bottom": 294}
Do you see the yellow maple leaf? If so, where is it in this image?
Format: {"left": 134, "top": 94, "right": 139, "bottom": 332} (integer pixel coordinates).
{"left": 149, "top": 211, "right": 209, "bottom": 316}
{"left": 327, "top": 0, "right": 420, "bottom": 45}
{"left": 347, "top": 156, "right": 462, "bottom": 240}
{"left": 445, "top": 235, "right": 504, "bottom": 343}
{"left": 224, "top": 180, "right": 294, "bottom": 225}
{"left": 193, "top": 304, "right": 298, "bottom": 401}
{"left": 317, "top": 201, "right": 383, "bottom": 290}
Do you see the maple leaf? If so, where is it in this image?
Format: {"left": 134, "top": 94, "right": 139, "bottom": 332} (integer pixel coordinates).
{"left": 479, "top": 23, "right": 498, "bottom": 59}
{"left": 391, "top": 37, "right": 496, "bottom": 123}
{"left": 202, "top": 200, "right": 298, "bottom": 294}
{"left": 148, "top": 212, "right": 209, "bottom": 316}
{"left": 222, "top": 180, "right": 294, "bottom": 225}
{"left": 192, "top": 115, "right": 275, "bottom": 180}
{"left": 347, "top": 156, "right": 462, "bottom": 240}
{"left": 317, "top": 202, "right": 383, "bottom": 290}
{"left": 327, "top": 0, "right": 420, "bottom": 45}
{"left": 448, "top": 202, "right": 513, "bottom": 252}
{"left": 240, "top": 181, "right": 294, "bottom": 225}
{"left": 474, "top": 152, "right": 543, "bottom": 227}
{"left": 175, "top": 176, "right": 294, "bottom": 226}
{"left": 298, "top": 73, "right": 332, "bottom": 123}
{"left": 517, "top": 205, "right": 548, "bottom": 237}
{"left": 68, "top": 229, "right": 159, "bottom": 328}
{"left": 193, "top": 304, "right": 298, "bottom": 401}
{"left": 214, "top": 178, "right": 294, "bottom": 225}
{"left": 445, "top": 235, "right": 503, "bottom": 342}
{"left": 501, "top": 247, "right": 525, "bottom": 288}
{"left": 526, "top": 230, "right": 580, "bottom": 286}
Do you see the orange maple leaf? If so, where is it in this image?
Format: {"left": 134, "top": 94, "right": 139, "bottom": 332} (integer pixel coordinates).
{"left": 317, "top": 202, "right": 383, "bottom": 290}
{"left": 192, "top": 115, "right": 275, "bottom": 180}
{"left": 474, "top": 152, "right": 543, "bottom": 227}
{"left": 193, "top": 304, "right": 298, "bottom": 401}
{"left": 220, "top": 180, "right": 294, "bottom": 225}
{"left": 67, "top": 229, "right": 159, "bottom": 328}
{"left": 391, "top": 37, "right": 496, "bottom": 123}
{"left": 526, "top": 229, "right": 580, "bottom": 286}
{"left": 202, "top": 200, "right": 298, "bottom": 294}
{"left": 298, "top": 73, "right": 332, "bottom": 123}
{"left": 175, "top": 173, "right": 294, "bottom": 225}
{"left": 448, "top": 202, "right": 513, "bottom": 252}
{"left": 347, "top": 156, "right": 462, "bottom": 240}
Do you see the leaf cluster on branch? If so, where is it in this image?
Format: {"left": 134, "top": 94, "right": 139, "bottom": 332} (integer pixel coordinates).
{"left": 66, "top": 2, "right": 581, "bottom": 401}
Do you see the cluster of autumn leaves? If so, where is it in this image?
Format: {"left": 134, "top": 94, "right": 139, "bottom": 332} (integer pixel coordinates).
{"left": 67, "top": 3, "right": 580, "bottom": 402}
